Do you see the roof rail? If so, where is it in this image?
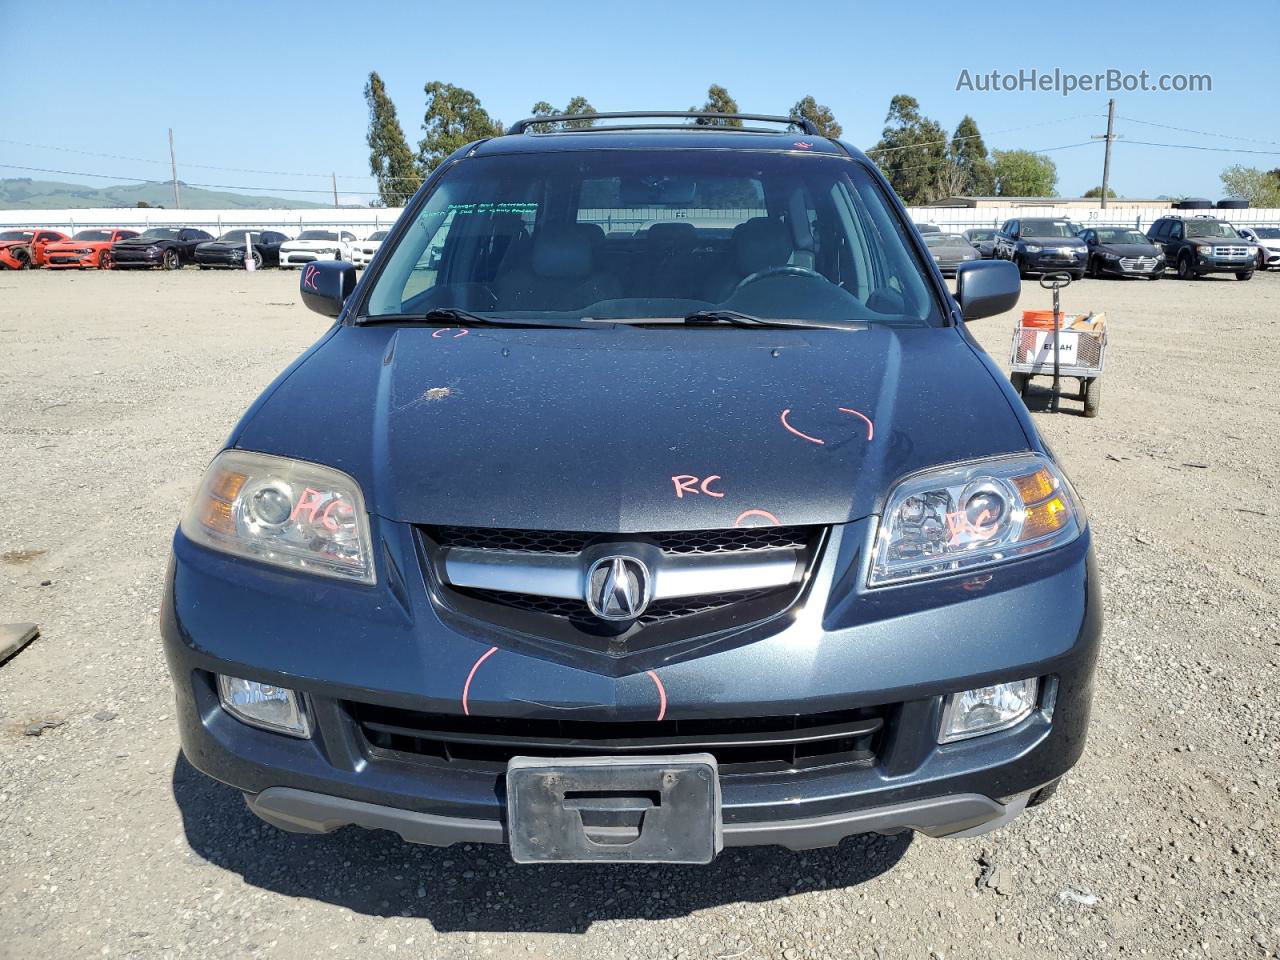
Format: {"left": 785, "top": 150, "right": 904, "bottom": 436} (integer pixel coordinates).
{"left": 506, "top": 111, "right": 820, "bottom": 137}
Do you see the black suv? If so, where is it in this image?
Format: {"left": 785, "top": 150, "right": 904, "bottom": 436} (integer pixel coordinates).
{"left": 994, "top": 218, "right": 1088, "bottom": 279}
{"left": 1147, "top": 215, "right": 1255, "bottom": 280}
{"left": 163, "top": 111, "right": 1100, "bottom": 864}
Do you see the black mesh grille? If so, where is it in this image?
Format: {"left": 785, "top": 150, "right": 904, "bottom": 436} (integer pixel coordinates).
{"left": 429, "top": 525, "right": 813, "bottom": 555}
{"left": 459, "top": 587, "right": 776, "bottom": 626}
{"left": 352, "top": 702, "right": 885, "bottom": 777}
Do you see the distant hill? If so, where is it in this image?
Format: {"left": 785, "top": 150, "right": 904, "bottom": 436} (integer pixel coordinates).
{"left": 0, "top": 177, "right": 338, "bottom": 210}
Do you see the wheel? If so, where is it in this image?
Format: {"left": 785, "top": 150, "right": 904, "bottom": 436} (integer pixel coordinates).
{"left": 1235, "top": 270, "right": 1253, "bottom": 281}
{"left": 1148, "top": 270, "right": 1162, "bottom": 281}
{"left": 161, "top": 248, "right": 180, "bottom": 271}
{"left": 1071, "top": 270, "right": 1086, "bottom": 281}
{"left": 1177, "top": 254, "right": 1195, "bottom": 280}
{"left": 198, "top": 265, "right": 211, "bottom": 270}
{"left": 1083, "top": 378, "right": 1102, "bottom": 418}
{"left": 1013, "top": 255, "right": 1028, "bottom": 279}
{"left": 1028, "top": 778, "right": 1061, "bottom": 807}
{"left": 98, "top": 250, "right": 113, "bottom": 270}
{"left": 251, "top": 250, "right": 264, "bottom": 270}
{"left": 1010, "top": 372, "right": 1029, "bottom": 397}
{"left": 15, "top": 250, "right": 31, "bottom": 270}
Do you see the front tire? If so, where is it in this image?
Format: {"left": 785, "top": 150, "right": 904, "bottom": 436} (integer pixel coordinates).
{"left": 1177, "top": 254, "right": 1195, "bottom": 280}
{"left": 1083, "top": 378, "right": 1102, "bottom": 418}
{"left": 161, "top": 248, "right": 180, "bottom": 271}
{"left": 98, "top": 251, "right": 113, "bottom": 270}
{"left": 1014, "top": 255, "right": 1028, "bottom": 279}
{"left": 1236, "top": 270, "right": 1253, "bottom": 281}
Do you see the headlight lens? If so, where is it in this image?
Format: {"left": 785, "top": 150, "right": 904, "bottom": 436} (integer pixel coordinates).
{"left": 1024, "top": 244, "right": 1042, "bottom": 253}
{"left": 869, "top": 454, "right": 1082, "bottom": 587}
{"left": 939, "top": 678, "right": 1039, "bottom": 743}
{"left": 181, "top": 449, "right": 375, "bottom": 583}
{"left": 218, "top": 675, "right": 311, "bottom": 737}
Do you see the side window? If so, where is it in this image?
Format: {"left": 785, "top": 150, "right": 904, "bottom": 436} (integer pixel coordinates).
{"left": 1170, "top": 222, "right": 1183, "bottom": 240}
{"left": 1009, "top": 220, "right": 1020, "bottom": 238}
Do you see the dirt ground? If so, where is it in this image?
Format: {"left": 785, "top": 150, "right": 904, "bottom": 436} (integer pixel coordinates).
{"left": 1, "top": 268, "right": 1278, "bottom": 960}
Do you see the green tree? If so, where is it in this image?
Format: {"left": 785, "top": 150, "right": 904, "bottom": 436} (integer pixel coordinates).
{"left": 868, "top": 95, "right": 948, "bottom": 205}
{"left": 419, "top": 82, "right": 505, "bottom": 173}
{"left": 943, "top": 115, "right": 994, "bottom": 197}
{"left": 992, "top": 149, "right": 1058, "bottom": 197}
{"left": 1220, "top": 164, "right": 1280, "bottom": 207}
{"left": 1083, "top": 185, "right": 1117, "bottom": 199}
{"left": 689, "top": 84, "right": 742, "bottom": 126}
{"left": 791, "top": 96, "right": 841, "bottom": 138}
{"left": 364, "top": 71, "right": 422, "bottom": 207}
{"left": 529, "top": 97, "right": 598, "bottom": 130}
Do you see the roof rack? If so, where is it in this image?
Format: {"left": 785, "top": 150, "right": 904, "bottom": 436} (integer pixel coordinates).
{"left": 506, "top": 111, "right": 820, "bottom": 137}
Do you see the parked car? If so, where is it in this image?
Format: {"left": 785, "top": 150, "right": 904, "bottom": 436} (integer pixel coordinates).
{"left": 43, "top": 228, "right": 139, "bottom": 269}
{"left": 163, "top": 110, "right": 1098, "bottom": 864}
{"left": 278, "top": 229, "right": 358, "bottom": 268}
{"left": 993, "top": 218, "right": 1087, "bottom": 279}
{"left": 352, "top": 229, "right": 389, "bottom": 267}
{"left": 1147, "top": 215, "right": 1254, "bottom": 280}
{"left": 111, "top": 227, "right": 214, "bottom": 270}
{"left": 1077, "top": 226, "right": 1165, "bottom": 280}
{"left": 1236, "top": 226, "right": 1280, "bottom": 271}
{"left": 923, "top": 232, "right": 981, "bottom": 276}
{"left": 194, "top": 230, "right": 290, "bottom": 270}
{"left": 962, "top": 228, "right": 997, "bottom": 259}
{"left": 0, "top": 228, "right": 68, "bottom": 269}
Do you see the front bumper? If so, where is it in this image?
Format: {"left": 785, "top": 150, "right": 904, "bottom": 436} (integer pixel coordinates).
{"left": 45, "top": 251, "right": 99, "bottom": 268}
{"left": 1093, "top": 257, "right": 1165, "bottom": 277}
{"left": 162, "top": 518, "right": 1101, "bottom": 852}
{"left": 1190, "top": 250, "right": 1256, "bottom": 274}
{"left": 112, "top": 250, "right": 162, "bottom": 267}
{"left": 1022, "top": 249, "right": 1086, "bottom": 274}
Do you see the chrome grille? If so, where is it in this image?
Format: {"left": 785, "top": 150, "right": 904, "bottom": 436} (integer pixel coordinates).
{"left": 1212, "top": 245, "right": 1250, "bottom": 258}
{"left": 1119, "top": 256, "right": 1157, "bottom": 270}
{"left": 430, "top": 525, "right": 812, "bottom": 554}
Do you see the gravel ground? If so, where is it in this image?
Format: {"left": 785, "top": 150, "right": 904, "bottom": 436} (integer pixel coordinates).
{"left": 2, "top": 268, "right": 1278, "bottom": 960}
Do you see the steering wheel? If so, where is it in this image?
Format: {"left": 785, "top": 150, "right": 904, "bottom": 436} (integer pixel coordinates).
{"left": 733, "top": 264, "right": 827, "bottom": 294}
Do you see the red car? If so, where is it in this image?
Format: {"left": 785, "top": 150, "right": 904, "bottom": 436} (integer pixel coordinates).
{"left": 0, "top": 229, "right": 69, "bottom": 269}
{"left": 43, "top": 228, "right": 139, "bottom": 269}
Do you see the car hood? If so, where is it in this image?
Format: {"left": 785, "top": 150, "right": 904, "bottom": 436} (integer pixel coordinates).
{"left": 1097, "top": 242, "right": 1160, "bottom": 257}
{"left": 200, "top": 240, "right": 247, "bottom": 249}
{"left": 0, "top": 238, "right": 30, "bottom": 249}
{"left": 47, "top": 240, "right": 108, "bottom": 249}
{"left": 114, "top": 237, "right": 166, "bottom": 247}
{"left": 235, "top": 324, "right": 1030, "bottom": 531}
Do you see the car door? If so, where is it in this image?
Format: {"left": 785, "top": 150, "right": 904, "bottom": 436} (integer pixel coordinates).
{"left": 1080, "top": 229, "right": 1097, "bottom": 268}
{"left": 995, "top": 221, "right": 1012, "bottom": 259}
{"left": 1165, "top": 221, "right": 1184, "bottom": 263}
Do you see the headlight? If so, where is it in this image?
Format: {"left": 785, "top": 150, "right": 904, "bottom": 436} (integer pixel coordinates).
{"left": 147, "top": 246, "right": 159, "bottom": 254}
{"left": 939, "top": 678, "right": 1039, "bottom": 743}
{"left": 180, "top": 449, "right": 375, "bottom": 583}
{"left": 218, "top": 675, "right": 310, "bottom": 737}
{"left": 869, "top": 454, "right": 1082, "bottom": 587}
{"left": 1024, "top": 244, "right": 1042, "bottom": 253}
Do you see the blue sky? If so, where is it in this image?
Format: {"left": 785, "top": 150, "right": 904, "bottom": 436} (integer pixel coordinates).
{"left": 2, "top": 1, "right": 1277, "bottom": 204}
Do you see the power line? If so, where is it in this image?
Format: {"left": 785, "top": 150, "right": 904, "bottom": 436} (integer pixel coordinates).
{"left": 1112, "top": 116, "right": 1280, "bottom": 148}
{"left": 0, "top": 162, "right": 381, "bottom": 195}
{"left": 1119, "top": 139, "right": 1280, "bottom": 156}
{"left": 864, "top": 113, "right": 1096, "bottom": 156}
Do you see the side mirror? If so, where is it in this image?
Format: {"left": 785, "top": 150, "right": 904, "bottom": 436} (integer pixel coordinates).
{"left": 300, "top": 260, "right": 358, "bottom": 318}
{"left": 955, "top": 260, "right": 1020, "bottom": 321}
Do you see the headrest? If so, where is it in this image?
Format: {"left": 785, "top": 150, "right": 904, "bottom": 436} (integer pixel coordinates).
{"left": 575, "top": 223, "right": 606, "bottom": 249}
{"left": 645, "top": 222, "right": 697, "bottom": 249}
{"left": 734, "top": 217, "right": 793, "bottom": 276}
{"left": 531, "top": 224, "right": 593, "bottom": 279}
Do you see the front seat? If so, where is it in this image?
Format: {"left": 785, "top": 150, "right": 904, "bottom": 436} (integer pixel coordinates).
{"left": 494, "top": 224, "right": 619, "bottom": 310}
{"left": 703, "top": 217, "right": 794, "bottom": 302}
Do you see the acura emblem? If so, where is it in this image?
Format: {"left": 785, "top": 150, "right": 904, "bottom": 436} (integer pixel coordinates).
{"left": 585, "top": 555, "right": 652, "bottom": 621}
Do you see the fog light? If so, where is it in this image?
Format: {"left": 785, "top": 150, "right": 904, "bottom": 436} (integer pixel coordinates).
{"left": 939, "top": 678, "right": 1038, "bottom": 743}
{"left": 217, "top": 675, "right": 310, "bottom": 738}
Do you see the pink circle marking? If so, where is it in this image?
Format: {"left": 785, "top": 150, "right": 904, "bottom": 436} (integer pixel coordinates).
{"left": 735, "top": 508, "right": 781, "bottom": 527}
{"left": 461, "top": 646, "right": 498, "bottom": 716}
{"left": 645, "top": 670, "right": 667, "bottom": 722}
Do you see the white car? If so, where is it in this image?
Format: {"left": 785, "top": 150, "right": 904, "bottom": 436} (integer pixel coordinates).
{"left": 1237, "top": 226, "right": 1280, "bottom": 271}
{"left": 278, "top": 229, "right": 359, "bottom": 268}
{"left": 351, "top": 229, "right": 389, "bottom": 268}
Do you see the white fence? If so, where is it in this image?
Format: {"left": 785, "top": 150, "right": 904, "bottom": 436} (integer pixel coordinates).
{"left": 2, "top": 205, "right": 1278, "bottom": 238}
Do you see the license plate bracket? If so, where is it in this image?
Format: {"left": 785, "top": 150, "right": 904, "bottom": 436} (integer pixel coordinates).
{"left": 506, "top": 754, "right": 721, "bottom": 864}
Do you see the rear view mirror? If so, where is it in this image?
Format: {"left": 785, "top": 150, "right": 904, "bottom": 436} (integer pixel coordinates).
{"left": 300, "top": 260, "right": 358, "bottom": 318}
{"left": 955, "top": 260, "right": 1020, "bottom": 321}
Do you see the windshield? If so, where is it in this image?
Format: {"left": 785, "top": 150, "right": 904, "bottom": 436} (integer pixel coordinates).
{"left": 368, "top": 230, "right": 389, "bottom": 241}
{"left": 0, "top": 230, "right": 32, "bottom": 241}
{"left": 218, "top": 230, "right": 250, "bottom": 242}
{"left": 965, "top": 230, "right": 993, "bottom": 240}
{"left": 299, "top": 230, "right": 339, "bottom": 241}
{"left": 364, "top": 150, "right": 943, "bottom": 327}
{"left": 1021, "top": 220, "right": 1077, "bottom": 238}
{"left": 140, "top": 228, "right": 182, "bottom": 240}
{"left": 1184, "top": 220, "right": 1238, "bottom": 239}
{"left": 73, "top": 230, "right": 113, "bottom": 242}
{"left": 1253, "top": 227, "right": 1280, "bottom": 239}
{"left": 1095, "top": 229, "right": 1150, "bottom": 244}
{"left": 924, "top": 234, "right": 969, "bottom": 248}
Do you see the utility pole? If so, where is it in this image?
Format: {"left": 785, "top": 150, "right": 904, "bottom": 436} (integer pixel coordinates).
{"left": 168, "top": 128, "right": 181, "bottom": 210}
{"left": 1091, "top": 99, "right": 1119, "bottom": 210}
{"left": 332, "top": 172, "right": 339, "bottom": 208}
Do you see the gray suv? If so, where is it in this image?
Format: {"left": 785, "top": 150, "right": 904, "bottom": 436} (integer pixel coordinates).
{"left": 1147, "top": 216, "right": 1255, "bottom": 281}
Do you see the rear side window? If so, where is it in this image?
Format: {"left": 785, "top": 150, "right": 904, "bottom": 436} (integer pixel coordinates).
{"left": 365, "top": 150, "right": 945, "bottom": 327}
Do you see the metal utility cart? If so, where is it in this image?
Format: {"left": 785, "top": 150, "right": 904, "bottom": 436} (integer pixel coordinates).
{"left": 1008, "top": 273, "right": 1108, "bottom": 417}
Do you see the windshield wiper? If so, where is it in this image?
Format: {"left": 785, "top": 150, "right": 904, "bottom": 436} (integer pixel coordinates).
{"left": 678, "top": 310, "right": 862, "bottom": 331}
{"left": 355, "top": 308, "right": 580, "bottom": 329}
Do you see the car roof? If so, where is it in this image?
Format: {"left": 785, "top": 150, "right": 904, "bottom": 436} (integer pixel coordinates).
{"left": 471, "top": 128, "right": 851, "bottom": 158}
